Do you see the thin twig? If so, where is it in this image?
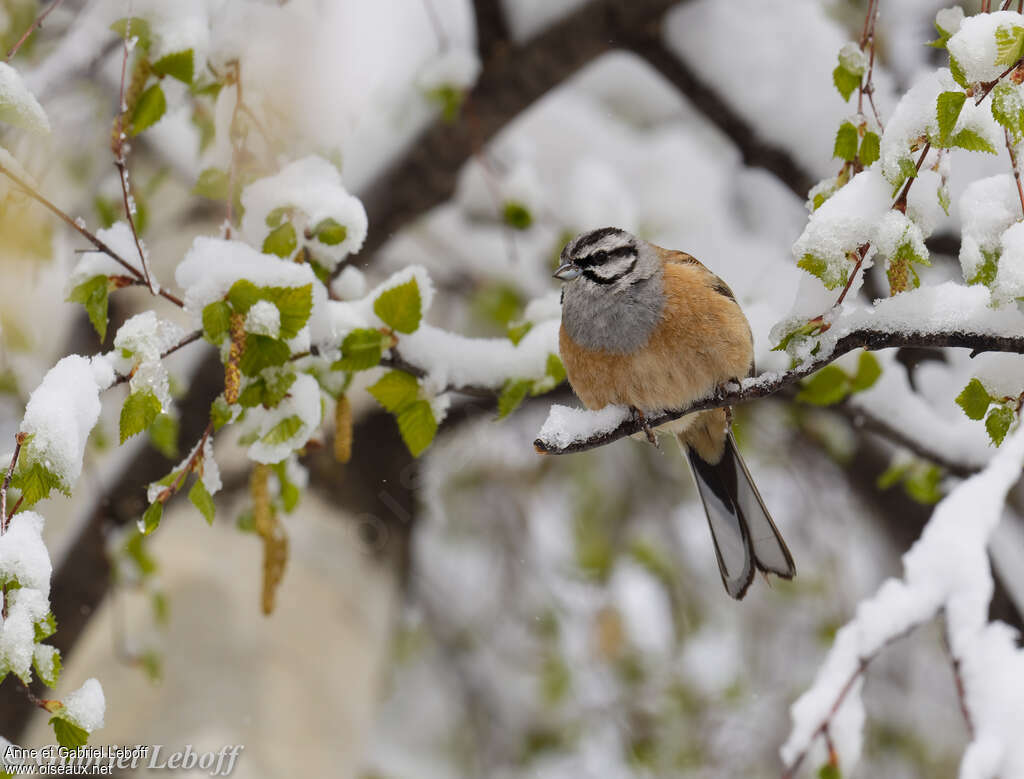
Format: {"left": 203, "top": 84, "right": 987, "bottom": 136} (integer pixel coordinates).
{"left": 154, "top": 422, "right": 213, "bottom": 504}
{"left": 1006, "top": 128, "right": 1024, "bottom": 217}
{"left": 857, "top": 0, "right": 883, "bottom": 129}
{"left": 534, "top": 327, "right": 1024, "bottom": 455}
{"left": 834, "top": 244, "right": 870, "bottom": 308}
{"left": 4, "top": 0, "right": 65, "bottom": 61}
{"left": 0, "top": 162, "right": 185, "bottom": 307}
{"left": 0, "top": 433, "right": 26, "bottom": 532}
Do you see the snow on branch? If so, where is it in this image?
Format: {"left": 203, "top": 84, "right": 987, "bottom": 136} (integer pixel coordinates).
{"left": 534, "top": 327, "right": 1024, "bottom": 455}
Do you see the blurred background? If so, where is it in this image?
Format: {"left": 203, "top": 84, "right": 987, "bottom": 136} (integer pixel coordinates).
{"left": 1, "top": 0, "right": 1023, "bottom": 777}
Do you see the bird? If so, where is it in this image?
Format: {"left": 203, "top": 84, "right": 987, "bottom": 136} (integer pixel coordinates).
{"left": 554, "top": 226, "right": 795, "bottom": 599}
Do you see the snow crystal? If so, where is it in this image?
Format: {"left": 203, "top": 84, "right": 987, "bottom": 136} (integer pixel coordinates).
{"left": 244, "top": 300, "right": 281, "bottom": 338}
{"left": 113, "top": 311, "right": 186, "bottom": 363}
{"left": 536, "top": 404, "right": 631, "bottom": 450}
{"left": 874, "top": 210, "right": 927, "bottom": 265}
{"left": 329, "top": 265, "right": 366, "bottom": 300}
{"left": 62, "top": 678, "right": 105, "bottom": 733}
{"left": 175, "top": 236, "right": 318, "bottom": 315}
{"left": 0, "top": 512, "right": 51, "bottom": 595}
{"left": 417, "top": 47, "right": 480, "bottom": 92}
{"left": 0, "top": 62, "right": 50, "bottom": 134}
{"left": 959, "top": 175, "right": 1020, "bottom": 284}
{"left": 66, "top": 222, "right": 143, "bottom": 292}
{"left": 20, "top": 355, "right": 107, "bottom": 486}
{"left": 838, "top": 42, "right": 866, "bottom": 75}
{"left": 947, "top": 11, "right": 1022, "bottom": 84}
{"left": 239, "top": 156, "right": 368, "bottom": 270}
{"left": 244, "top": 373, "right": 321, "bottom": 464}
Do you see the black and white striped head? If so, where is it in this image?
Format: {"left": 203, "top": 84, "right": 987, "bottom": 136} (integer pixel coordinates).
{"left": 554, "top": 227, "right": 657, "bottom": 287}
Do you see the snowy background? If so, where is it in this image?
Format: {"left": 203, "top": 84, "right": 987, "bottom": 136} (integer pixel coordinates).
{"left": 0, "top": 0, "right": 1023, "bottom": 777}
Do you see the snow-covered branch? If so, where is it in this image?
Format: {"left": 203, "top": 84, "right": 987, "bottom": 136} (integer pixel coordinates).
{"left": 534, "top": 327, "right": 1024, "bottom": 455}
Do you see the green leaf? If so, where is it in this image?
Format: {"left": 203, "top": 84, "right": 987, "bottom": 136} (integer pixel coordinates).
{"left": 141, "top": 500, "right": 163, "bottom": 535}
{"left": 152, "top": 49, "right": 194, "bottom": 84}
{"left": 797, "top": 365, "right": 850, "bottom": 406}
{"left": 35, "top": 647, "right": 61, "bottom": 688}
{"left": 936, "top": 91, "right": 967, "bottom": 144}
{"left": 996, "top": 24, "right": 1024, "bottom": 67}
{"left": 227, "top": 279, "right": 260, "bottom": 314}
{"left": 859, "top": 131, "right": 880, "bottom": 167}
{"left": 985, "top": 405, "right": 1015, "bottom": 446}
{"left": 951, "top": 128, "right": 997, "bottom": 154}
{"left": 991, "top": 83, "right": 1024, "bottom": 134}
{"left": 261, "top": 414, "right": 304, "bottom": 445}
{"left": 269, "top": 284, "right": 313, "bottom": 339}
{"left": 50, "top": 716, "right": 89, "bottom": 749}
{"left": 545, "top": 353, "right": 567, "bottom": 385}
{"left": 797, "top": 253, "right": 847, "bottom": 290}
{"left": 12, "top": 461, "right": 66, "bottom": 505}
{"left": 833, "top": 121, "right": 859, "bottom": 162}
{"left": 211, "top": 396, "right": 233, "bottom": 430}
{"left": 110, "top": 17, "right": 151, "bottom": 50}
{"left": 188, "top": 480, "right": 215, "bottom": 525}
{"left": 34, "top": 612, "right": 57, "bottom": 642}
{"left": 904, "top": 463, "right": 943, "bottom": 504}
{"left": 272, "top": 462, "right": 300, "bottom": 512}
{"left": 262, "top": 222, "right": 297, "bottom": 258}
{"left": 832, "top": 64, "right": 861, "bottom": 102}
{"left": 877, "top": 462, "right": 910, "bottom": 490}
{"left": 262, "top": 371, "right": 296, "bottom": 408}
{"left": 239, "top": 334, "right": 291, "bottom": 376}
{"left": 66, "top": 275, "right": 109, "bottom": 342}
{"left": 120, "top": 388, "right": 162, "bottom": 444}
{"left": 818, "top": 763, "right": 842, "bottom": 779}
{"left": 334, "top": 328, "right": 388, "bottom": 371}
{"left": 898, "top": 156, "right": 919, "bottom": 182}
{"left": 498, "top": 379, "right": 532, "bottom": 419}
{"left": 129, "top": 84, "right": 167, "bottom": 136}
{"left": 367, "top": 370, "right": 420, "bottom": 413}
{"left": 850, "top": 352, "right": 882, "bottom": 392}
{"left": 969, "top": 248, "right": 1000, "bottom": 287}
{"left": 193, "top": 167, "right": 229, "bottom": 200}
{"left": 503, "top": 201, "right": 533, "bottom": 230}
{"left": 374, "top": 278, "right": 422, "bottom": 333}
{"left": 957, "top": 378, "right": 994, "bottom": 420}
{"left": 396, "top": 400, "right": 437, "bottom": 457}
{"left": 426, "top": 84, "right": 464, "bottom": 122}
{"left": 312, "top": 218, "right": 347, "bottom": 245}
{"left": 507, "top": 321, "right": 532, "bottom": 345}
{"left": 265, "top": 206, "right": 292, "bottom": 228}
{"left": 202, "top": 300, "right": 232, "bottom": 342}
{"left": 149, "top": 413, "right": 179, "bottom": 458}
{"left": 949, "top": 55, "right": 968, "bottom": 89}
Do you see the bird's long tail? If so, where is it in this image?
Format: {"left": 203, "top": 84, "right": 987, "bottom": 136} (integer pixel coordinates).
{"left": 679, "top": 431, "right": 795, "bottom": 599}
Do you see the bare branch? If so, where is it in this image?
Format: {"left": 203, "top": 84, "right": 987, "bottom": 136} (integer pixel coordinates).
{"left": 534, "top": 328, "right": 1024, "bottom": 455}
{"left": 4, "top": 0, "right": 65, "bottom": 62}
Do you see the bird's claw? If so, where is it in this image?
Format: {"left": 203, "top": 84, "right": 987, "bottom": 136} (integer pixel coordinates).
{"left": 631, "top": 406, "right": 659, "bottom": 448}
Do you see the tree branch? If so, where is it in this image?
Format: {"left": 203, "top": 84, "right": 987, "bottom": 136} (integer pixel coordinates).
{"left": 534, "top": 328, "right": 1024, "bottom": 454}
{"left": 4, "top": 0, "right": 65, "bottom": 61}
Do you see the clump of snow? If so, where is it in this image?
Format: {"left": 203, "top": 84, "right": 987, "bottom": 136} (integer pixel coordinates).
{"left": 947, "top": 10, "right": 1022, "bottom": 84}
{"left": 0, "top": 62, "right": 50, "bottom": 134}
{"left": 0, "top": 587, "right": 48, "bottom": 680}
{"left": 995, "top": 221, "right": 1024, "bottom": 301}
{"left": 936, "top": 7, "right": 965, "bottom": 38}
{"left": 0, "top": 512, "right": 51, "bottom": 594}
{"left": 240, "top": 156, "right": 367, "bottom": 270}
{"left": 837, "top": 42, "right": 866, "bottom": 75}
{"left": 242, "top": 373, "right": 321, "bottom": 464}
{"left": 244, "top": 300, "right": 281, "bottom": 338}
{"left": 199, "top": 435, "right": 221, "bottom": 495}
{"left": 782, "top": 427, "right": 1024, "bottom": 775}
{"left": 112, "top": 312, "right": 185, "bottom": 410}
{"left": 330, "top": 266, "right": 366, "bottom": 300}
{"left": 874, "top": 210, "right": 928, "bottom": 266}
{"left": 65, "top": 222, "right": 143, "bottom": 292}
{"left": 417, "top": 47, "right": 480, "bottom": 91}
{"left": 62, "top": 678, "right": 105, "bottom": 733}
{"left": 19, "top": 355, "right": 107, "bottom": 487}
{"left": 959, "top": 175, "right": 1020, "bottom": 284}
{"left": 536, "top": 404, "right": 630, "bottom": 450}
{"left": 522, "top": 291, "right": 561, "bottom": 323}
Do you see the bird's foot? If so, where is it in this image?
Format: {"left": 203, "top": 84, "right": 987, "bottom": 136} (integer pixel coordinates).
{"left": 630, "top": 406, "right": 659, "bottom": 448}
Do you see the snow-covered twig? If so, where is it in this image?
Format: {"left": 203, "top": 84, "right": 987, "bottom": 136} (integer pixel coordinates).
{"left": 0, "top": 433, "right": 26, "bottom": 531}
{"left": 534, "top": 328, "right": 1024, "bottom": 455}
{"left": 3, "top": 0, "right": 65, "bottom": 62}
{"left": 111, "top": 330, "right": 203, "bottom": 387}
{"left": 0, "top": 162, "right": 184, "bottom": 307}
{"left": 857, "top": 0, "right": 883, "bottom": 129}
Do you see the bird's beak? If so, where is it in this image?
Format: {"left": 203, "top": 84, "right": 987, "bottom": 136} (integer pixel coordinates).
{"left": 553, "top": 262, "right": 581, "bottom": 281}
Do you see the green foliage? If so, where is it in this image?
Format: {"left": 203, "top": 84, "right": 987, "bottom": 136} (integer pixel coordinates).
{"left": 950, "top": 128, "right": 997, "bottom": 154}
{"left": 120, "top": 388, "right": 162, "bottom": 444}
{"left": 262, "top": 414, "right": 305, "bottom": 446}
{"left": 426, "top": 84, "right": 464, "bottom": 122}
{"left": 772, "top": 319, "right": 824, "bottom": 354}
{"left": 202, "top": 300, "right": 232, "bottom": 342}
{"left": 949, "top": 55, "right": 968, "bottom": 89}
{"left": 210, "top": 396, "right": 233, "bottom": 430}
{"left": 149, "top": 413, "right": 179, "bottom": 458}
{"left": 50, "top": 714, "right": 89, "bottom": 749}
{"left": 991, "top": 83, "right": 1024, "bottom": 135}
{"left": 239, "top": 334, "right": 291, "bottom": 376}
{"left": 238, "top": 370, "right": 296, "bottom": 409}
{"left": 832, "top": 64, "right": 861, "bottom": 102}
{"left": 34, "top": 647, "right": 61, "bottom": 688}
{"left": 66, "top": 275, "right": 110, "bottom": 342}
{"left": 996, "top": 24, "right": 1024, "bottom": 67}
{"left": 312, "top": 218, "right": 347, "bottom": 245}
{"left": 503, "top": 201, "right": 533, "bottom": 230}
{"left": 474, "top": 284, "right": 523, "bottom": 327}
{"left": 833, "top": 122, "right": 858, "bottom": 162}
{"left": 929, "top": 18, "right": 954, "bottom": 49}
{"left": 986, "top": 405, "right": 1015, "bottom": 446}
{"left": 152, "top": 49, "right": 194, "bottom": 84}
{"left": 11, "top": 461, "right": 66, "bottom": 505}
{"left": 818, "top": 763, "right": 842, "bottom": 779}
{"left": 374, "top": 278, "right": 423, "bottom": 333}
{"left": 968, "top": 249, "right": 999, "bottom": 287}
{"left": 859, "top": 130, "right": 880, "bottom": 167}
{"left": 334, "top": 329, "right": 388, "bottom": 371}
{"left": 956, "top": 378, "right": 994, "bottom": 420}
{"left": 141, "top": 500, "right": 163, "bottom": 535}
{"left": 797, "top": 252, "right": 847, "bottom": 290}
{"left": 935, "top": 91, "right": 966, "bottom": 145}
{"left": 262, "top": 222, "right": 298, "bottom": 258}
{"left": 507, "top": 321, "right": 533, "bottom": 345}
{"left": 265, "top": 206, "right": 292, "bottom": 228}
{"left": 193, "top": 167, "right": 230, "bottom": 200}
{"left": 110, "top": 17, "right": 152, "bottom": 49}
{"left": 797, "top": 352, "right": 882, "bottom": 406}
{"left": 272, "top": 462, "right": 301, "bottom": 512}
{"left": 188, "top": 480, "right": 215, "bottom": 525}
{"left": 129, "top": 84, "right": 167, "bottom": 136}
{"left": 368, "top": 370, "right": 420, "bottom": 413}
{"left": 367, "top": 371, "right": 437, "bottom": 456}
{"left": 498, "top": 379, "right": 532, "bottom": 419}
{"left": 540, "top": 654, "right": 571, "bottom": 704}
{"left": 34, "top": 612, "right": 56, "bottom": 642}
{"left": 228, "top": 280, "right": 313, "bottom": 339}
